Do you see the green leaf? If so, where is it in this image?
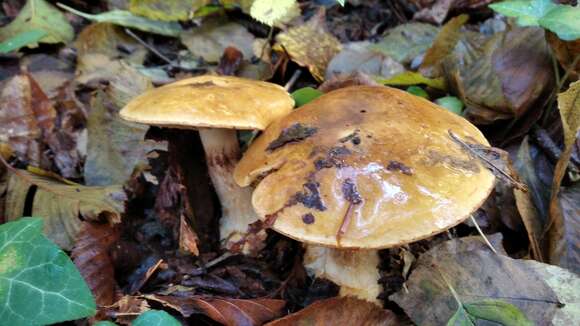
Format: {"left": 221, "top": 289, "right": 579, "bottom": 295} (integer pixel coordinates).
{"left": 291, "top": 87, "right": 323, "bottom": 107}
{"left": 129, "top": 0, "right": 210, "bottom": 21}
{"left": 0, "top": 0, "right": 74, "bottom": 46}
{"left": 375, "top": 71, "right": 446, "bottom": 90}
{"left": 250, "top": 0, "right": 298, "bottom": 27}
{"left": 56, "top": 3, "right": 182, "bottom": 37}
{"left": 337, "top": 0, "right": 346, "bottom": 6}
{"left": 94, "top": 322, "right": 118, "bottom": 326}
{"left": 406, "top": 86, "right": 429, "bottom": 99}
{"left": 0, "top": 30, "right": 47, "bottom": 53}
{"left": 435, "top": 96, "right": 464, "bottom": 115}
{"left": 489, "top": 0, "right": 557, "bottom": 26}
{"left": 464, "top": 300, "right": 533, "bottom": 326}
{"left": 132, "top": 310, "right": 181, "bottom": 326}
{"left": 0, "top": 218, "right": 96, "bottom": 325}
{"left": 539, "top": 5, "right": 580, "bottom": 41}
{"left": 447, "top": 306, "right": 474, "bottom": 326}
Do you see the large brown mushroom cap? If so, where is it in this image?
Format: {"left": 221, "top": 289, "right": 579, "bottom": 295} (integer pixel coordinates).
{"left": 119, "top": 75, "right": 294, "bottom": 130}
{"left": 234, "top": 86, "right": 495, "bottom": 249}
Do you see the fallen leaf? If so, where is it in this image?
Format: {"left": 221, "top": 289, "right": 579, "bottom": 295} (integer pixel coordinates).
{"left": 20, "top": 54, "right": 76, "bottom": 99}
{"left": 375, "top": 71, "right": 446, "bottom": 90}
{"left": 75, "top": 23, "right": 147, "bottom": 64}
{"left": 0, "top": 0, "right": 74, "bottom": 48}
{"left": 548, "top": 81, "right": 580, "bottom": 272}
{"left": 318, "top": 71, "right": 380, "bottom": 93}
{"left": 143, "top": 294, "right": 286, "bottom": 325}
{"left": 249, "top": 0, "right": 300, "bottom": 27}
{"left": 105, "top": 295, "right": 150, "bottom": 325}
{"left": 0, "top": 218, "right": 96, "bottom": 324}
{"left": 180, "top": 18, "right": 255, "bottom": 63}
{"left": 415, "top": 0, "right": 492, "bottom": 25}
{"left": 0, "top": 29, "right": 46, "bottom": 53}
{"left": 217, "top": 46, "right": 244, "bottom": 76}
{"left": 0, "top": 74, "right": 56, "bottom": 167}
{"left": 58, "top": 3, "right": 183, "bottom": 37}
{"left": 4, "top": 168, "right": 126, "bottom": 250}
{"left": 420, "top": 14, "right": 468, "bottom": 78}
{"left": 72, "top": 222, "right": 120, "bottom": 318}
{"left": 274, "top": 10, "right": 342, "bottom": 81}
{"left": 391, "top": 237, "right": 578, "bottom": 325}
{"left": 325, "top": 41, "right": 405, "bottom": 80}
{"left": 132, "top": 310, "right": 181, "bottom": 326}
{"left": 129, "top": 0, "right": 210, "bottom": 21}
{"left": 179, "top": 215, "right": 199, "bottom": 256}
{"left": 371, "top": 22, "right": 439, "bottom": 65}
{"left": 489, "top": 0, "right": 556, "bottom": 27}
{"left": 546, "top": 32, "right": 579, "bottom": 81}
{"left": 266, "top": 297, "right": 399, "bottom": 326}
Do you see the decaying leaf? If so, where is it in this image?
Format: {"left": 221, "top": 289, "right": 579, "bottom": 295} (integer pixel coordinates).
{"left": 143, "top": 294, "right": 286, "bottom": 326}
{"left": 548, "top": 81, "right": 580, "bottom": 273}
{"left": 414, "top": 0, "right": 493, "bottom": 25}
{"left": 391, "top": 237, "right": 579, "bottom": 325}
{"left": 444, "top": 26, "right": 554, "bottom": 125}
{"left": 325, "top": 41, "right": 405, "bottom": 80}
{"left": 0, "top": 0, "right": 74, "bottom": 47}
{"left": 72, "top": 222, "right": 120, "bottom": 318}
{"left": 129, "top": 0, "right": 210, "bottom": 21}
{"left": 371, "top": 22, "right": 439, "bottom": 65}
{"left": 180, "top": 18, "right": 255, "bottom": 63}
{"left": 250, "top": 0, "right": 300, "bottom": 27}
{"left": 4, "top": 168, "right": 126, "bottom": 250}
{"left": 179, "top": 215, "right": 199, "bottom": 256}
{"left": 75, "top": 23, "right": 147, "bottom": 64}
{"left": 266, "top": 297, "right": 399, "bottom": 326}
{"left": 0, "top": 74, "right": 56, "bottom": 167}
{"left": 274, "top": 10, "right": 342, "bottom": 81}
{"left": 105, "top": 295, "right": 150, "bottom": 325}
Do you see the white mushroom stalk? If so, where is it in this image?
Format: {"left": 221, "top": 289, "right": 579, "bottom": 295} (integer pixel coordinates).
{"left": 304, "top": 245, "right": 381, "bottom": 304}
{"left": 198, "top": 128, "right": 264, "bottom": 253}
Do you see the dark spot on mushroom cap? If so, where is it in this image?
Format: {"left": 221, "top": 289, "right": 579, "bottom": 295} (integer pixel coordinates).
{"left": 314, "top": 146, "right": 351, "bottom": 170}
{"left": 341, "top": 178, "right": 362, "bottom": 205}
{"left": 339, "top": 130, "right": 361, "bottom": 146}
{"left": 387, "top": 160, "right": 414, "bottom": 176}
{"left": 302, "top": 213, "right": 315, "bottom": 224}
{"left": 267, "top": 123, "right": 318, "bottom": 152}
{"left": 290, "top": 179, "right": 326, "bottom": 211}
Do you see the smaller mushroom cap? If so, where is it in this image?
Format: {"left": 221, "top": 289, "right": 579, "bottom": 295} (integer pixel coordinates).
{"left": 234, "top": 86, "right": 495, "bottom": 249}
{"left": 119, "top": 75, "right": 294, "bottom": 130}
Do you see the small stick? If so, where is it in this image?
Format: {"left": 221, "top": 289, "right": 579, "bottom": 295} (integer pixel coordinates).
{"left": 470, "top": 215, "right": 498, "bottom": 254}
{"left": 284, "top": 70, "right": 301, "bottom": 91}
{"left": 124, "top": 28, "right": 175, "bottom": 67}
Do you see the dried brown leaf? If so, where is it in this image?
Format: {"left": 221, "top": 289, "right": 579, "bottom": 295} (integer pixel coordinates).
{"left": 275, "top": 10, "right": 341, "bottom": 81}
{"left": 72, "top": 222, "right": 120, "bottom": 319}
{"left": 414, "top": 0, "right": 493, "bottom": 24}
{"left": 420, "top": 14, "right": 468, "bottom": 78}
{"left": 179, "top": 215, "right": 199, "bottom": 256}
{"left": 106, "top": 295, "right": 151, "bottom": 325}
{"left": 143, "top": 294, "right": 286, "bottom": 326}
{"left": 217, "top": 46, "right": 244, "bottom": 76}
{"left": 266, "top": 297, "right": 399, "bottom": 326}
{"left": 546, "top": 31, "right": 579, "bottom": 82}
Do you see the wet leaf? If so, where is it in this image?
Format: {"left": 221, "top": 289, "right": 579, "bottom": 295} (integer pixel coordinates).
{"left": 250, "top": 0, "right": 300, "bottom": 27}
{"left": 391, "top": 237, "right": 578, "bottom": 325}
{"left": 72, "top": 222, "right": 120, "bottom": 317}
{"left": 548, "top": 81, "right": 580, "bottom": 272}
{"left": 292, "top": 87, "right": 323, "bottom": 107}
{"left": 129, "top": 0, "right": 210, "bottom": 21}
{"left": 0, "top": 29, "right": 46, "bottom": 53}
{"left": 490, "top": 0, "right": 556, "bottom": 26}
{"left": 57, "top": 3, "right": 183, "bottom": 37}
{"left": 266, "top": 297, "right": 399, "bottom": 326}
{"left": 0, "top": 0, "right": 74, "bottom": 47}
{"left": 0, "top": 74, "right": 56, "bottom": 167}
{"left": 180, "top": 18, "right": 255, "bottom": 63}
{"left": 0, "top": 218, "right": 96, "bottom": 325}
{"left": 325, "top": 41, "right": 404, "bottom": 80}
{"left": 435, "top": 96, "right": 463, "bottom": 115}
{"left": 132, "top": 310, "right": 181, "bottom": 326}
{"left": 375, "top": 71, "right": 446, "bottom": 90}
{"left": 143, "top": 294, "right": 286, "bottom": 325}
{"left": 371, "top": 22, "right": 439, "bottom": 64}
{"left": 275, "top": 10, "right": 342, "bottom": 81}
{"left": 4, "top": 168, "right": 126, "bottom": 250}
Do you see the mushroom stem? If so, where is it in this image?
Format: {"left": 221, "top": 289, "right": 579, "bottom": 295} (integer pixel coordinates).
{"left": 198, "top": 128, "right": 263, "bottom": 252}
{"left": 303, "top": 245, "right": 381, "bottom": 305}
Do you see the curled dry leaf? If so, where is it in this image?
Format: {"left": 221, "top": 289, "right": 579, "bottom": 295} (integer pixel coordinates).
{"left": 266, "top": 296, "right": 399, "bottom": 326}
{"left": 548, "top": 80, "right": 580, "bottom": 273}
{"left": 143, "top": 294, "right": 286, "bottom": 326}
{"left": 391, "top": 237, "right": 578, "bottom": 325}
{"left": 274, "top": 10, "right": 342, "bottom": 81}
{"left": 72, "top": 222, "right": 120, "bottom": 319}
{"left": 3, "top": 168, "right": 126, "bottom": 250}
{"left": 444, "top": 26, "right": 554, "bottom": 126}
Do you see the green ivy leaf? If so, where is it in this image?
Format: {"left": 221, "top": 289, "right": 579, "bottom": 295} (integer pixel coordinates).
{"left": 291, "top": 87, "right": 323, "bottom": 107}
{"left": 94, "top": 321, "right": 118, "bottom": 326}
{"left": 489, "top": 0, "right": 557, "bottom": 26}
{"left": 132, "top": 310, "right": 181, "bottom": 326}
{"left": 0, "top": 30, "right": 47, "bottom": 53}
{"left": 539, "top": 5, "right": 580, "bottom": 41}
{"left": 0, "top": 218, "right": 96, "bottom": 325}
{"left": 0, "top": 0, "right": 74, "bottom": 46}
{"left": 57, "top": 3, "right": 182, "bottom": 37}
{"left": 435, "top": 96, "right": 464, "bottom": 115}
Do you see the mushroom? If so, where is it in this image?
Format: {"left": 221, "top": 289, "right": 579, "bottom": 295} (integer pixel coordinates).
{"left": 233, "top": 86, "right": 495, "bottom": 303}
{"left": 120, "top": 75, "right": 294, "bottom": 252}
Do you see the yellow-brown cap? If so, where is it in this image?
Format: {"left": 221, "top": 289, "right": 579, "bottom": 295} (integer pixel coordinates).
{"left": 234, "top": 86, "right": 495, "bottom": 249}
{"left": 119, "top": 75, "right": 294, "bottom": 130}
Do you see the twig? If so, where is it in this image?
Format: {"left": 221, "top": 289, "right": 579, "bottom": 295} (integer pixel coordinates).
{"left": 530, "top": 126, "right": 580, "bottom": 170}
{"left": 284, "top": 70, "right": 301, "bottom": 91}
{"left": 204, "top": 252, "right": 234, "bottom": 269}
{"left": 124, "top": 28, "right": 175, "bottom": 67}
{"left": 469, "top": 215, "right": 498, "bottom": 254}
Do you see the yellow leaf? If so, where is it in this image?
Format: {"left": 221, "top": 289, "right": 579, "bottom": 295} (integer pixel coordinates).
{"left": 275, "top": 11, "right": 342, "bottom": 81}
{"left": 375, "top": 71, "right": 446, "bottom": 90}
